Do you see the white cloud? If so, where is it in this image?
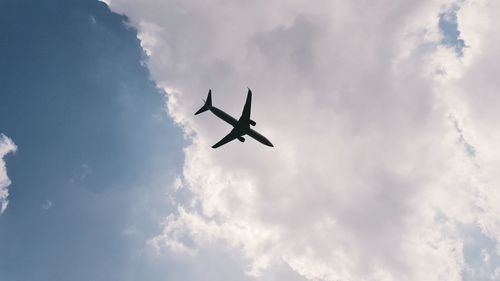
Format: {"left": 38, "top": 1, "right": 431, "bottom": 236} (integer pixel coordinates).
{"left": 445, "top": 0, "right": 500, "bottom": 257}
{"left": 0, "top": 134, "right": 17, "bottom": 214}
{"left": 107, "top": 0, "right": 500, "bottom": 280}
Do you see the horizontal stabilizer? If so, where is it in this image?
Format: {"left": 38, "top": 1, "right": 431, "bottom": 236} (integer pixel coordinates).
{"left": 195, "top": 90, "right": 213, "bottom": 115}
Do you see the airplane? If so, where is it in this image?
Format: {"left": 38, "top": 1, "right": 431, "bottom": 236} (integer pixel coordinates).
{"left": 195, "top": 88, "right": 274, "bottom": 149}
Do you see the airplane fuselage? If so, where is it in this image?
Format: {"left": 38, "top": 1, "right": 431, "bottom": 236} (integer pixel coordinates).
{"left": 195, "top": 89, "right": 273, "bottom": 148}
{"left": 210, "top": 106, "right": 238, "bottom": 127}
{"left": 208, "top": 106, "right": 273, "bottom": 147}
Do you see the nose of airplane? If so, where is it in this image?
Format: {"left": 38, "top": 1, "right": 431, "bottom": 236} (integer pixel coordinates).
{"left": 264, "top": 138, "right": 274, "bottom": 147}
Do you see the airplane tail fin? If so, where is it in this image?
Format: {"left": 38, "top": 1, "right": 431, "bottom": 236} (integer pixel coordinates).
{"left": 195, "top": 90, "right": 213, "bottom": 115}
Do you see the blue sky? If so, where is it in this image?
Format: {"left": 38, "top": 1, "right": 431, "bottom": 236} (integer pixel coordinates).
{"left": 0, "top": 0, "right": 185, "bottom": 280}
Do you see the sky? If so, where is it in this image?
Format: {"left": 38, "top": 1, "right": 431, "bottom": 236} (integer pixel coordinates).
{"left": 2, "top": 0, "right": 500, "bottom": 281}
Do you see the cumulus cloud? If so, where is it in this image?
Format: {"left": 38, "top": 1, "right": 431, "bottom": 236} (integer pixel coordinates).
{"left": 444, "top": 0, "right": 500, "bottom": 274}
{"left": 0, "top": 134, "right": 17, "bottom": 214}
{"left": 107, "top": 0, "right": 500, "bottom": 280}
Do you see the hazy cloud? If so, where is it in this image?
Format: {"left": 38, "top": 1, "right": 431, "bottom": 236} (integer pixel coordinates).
{"left": 41, "top": 199, "right": 53, "bottom": 210}
{"left": 0, "top": 134, "right": 17, "bottom": 214}
{"left": 107, "top": 0, "right": 500, "bottom": 280}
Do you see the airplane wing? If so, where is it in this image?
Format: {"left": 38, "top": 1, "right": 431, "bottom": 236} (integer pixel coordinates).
{"left": 238, "top": 88, "right": 252, "bottom": 124}
{"left": 212, "top": 129, "right": 239, "bottom": 148}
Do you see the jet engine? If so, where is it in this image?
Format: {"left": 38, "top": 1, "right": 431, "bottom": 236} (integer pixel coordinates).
{"left": 238, "top": 136, "right": 245, "bottom": 142}
{"left": 249, "top": 120, "right": 256, "bottom": 126}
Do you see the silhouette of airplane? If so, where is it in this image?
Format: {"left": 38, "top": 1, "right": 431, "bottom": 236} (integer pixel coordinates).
{"left": 195, "top": 89, "right": 274, "bottom": 149}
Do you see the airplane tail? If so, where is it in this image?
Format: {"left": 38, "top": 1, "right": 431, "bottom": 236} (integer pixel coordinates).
{"left": 195, "top": 90, "right": 213, "bottom": 115}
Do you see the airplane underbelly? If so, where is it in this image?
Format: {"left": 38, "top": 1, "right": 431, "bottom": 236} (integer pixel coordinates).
{"left": 247, "top": 129, "right": 273, "bottom": 147}
{"left": 211, "top": 107, "right": 237, "bottom": 126}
